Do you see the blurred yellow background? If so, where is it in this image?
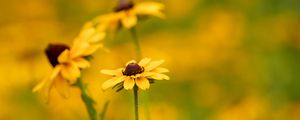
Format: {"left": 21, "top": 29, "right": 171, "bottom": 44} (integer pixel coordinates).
{"left": 1, "top": 0, "right": 300, "bottom": 120}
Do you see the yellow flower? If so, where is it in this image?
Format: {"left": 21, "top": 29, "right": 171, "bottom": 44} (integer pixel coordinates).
{"left": 94, "top": 0, "right": 165, "bottom": 29}
{"left": 101, "top": 58, "right": 169, "bottom": 91}
{"left": 33, "top": 25, "right": 104, "bottom": 100}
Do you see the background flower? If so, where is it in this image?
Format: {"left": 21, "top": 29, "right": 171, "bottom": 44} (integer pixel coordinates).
{"left": 93, "top": 0, "right": 165, "bottom": 30}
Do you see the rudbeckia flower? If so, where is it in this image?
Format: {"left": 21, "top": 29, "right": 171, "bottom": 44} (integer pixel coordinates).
{"left": 101, "top": 58, "right": 169, "bottom": 91}
{"left": 33, "top": 25, "right": 104, "bottom": 100}
{"left": 94, "top": 0, "right": 165, "bottom": 29}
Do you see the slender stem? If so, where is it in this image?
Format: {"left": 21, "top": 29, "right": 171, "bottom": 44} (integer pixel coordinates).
{"left": 133, "top": 85, "right": 139, "bottom": 120}
{"left": 130, "top": 27, "right": 141, "bottom": 120}
{"left": 130, "top": 27, "right": 145, "bottom": 120}
{"left": 76, "top": 78, "right": 97, "bottom": 120}
{"left": 130, "top": 27, "right": 142, "bottom": 60}
{"left": 100, "top": 101, "right": 110, "bottom": 120}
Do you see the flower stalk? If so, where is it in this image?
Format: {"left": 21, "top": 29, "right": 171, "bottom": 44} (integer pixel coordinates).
{"left": 99, "top": 101, "right": 110, "bottom": 120}
{"left": 131, "top": 27, "right": 142, "bottom": 120}
{"left": 133, "top": 85, "right": 139, "bottom": 120}
{"left": 130, "top": 27, "right": 142, "bottom": 60}
{"left": 76, "top": 78, "right": 97, "bottom": 120}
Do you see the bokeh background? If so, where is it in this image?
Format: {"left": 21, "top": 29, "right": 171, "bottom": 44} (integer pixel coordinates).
{"left": 1, "top": 0, "right": 300, "bottom": 120}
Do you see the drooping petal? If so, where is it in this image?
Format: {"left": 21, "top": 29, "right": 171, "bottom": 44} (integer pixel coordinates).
{"left": 54, "top": 75, "right": 70, "bottom": 98}
{"left": 136, "top": 77, "right": 150, "bottom": 90}
{"left": 121, "top": 12, "right": 137, "bottom": 29}
{"left": 58, "top": 50, "right": 70, "bottom": 63}
{"left": 148, "top": 72, "right": 169, "bottom": 80}
{"left": 144, "top": 59, "right": 164, "bottom": 71}
{"left": 72, "top": 58, "right": 90, "bottom": 68}
{"left": 138, "top": 58, "right": 151, "bottom": 67}
{"left": 123, "top": 78, "right": 135, "bottom": 90}
{"left": 134, "top": 2, "right": 165, "bottom": 18}
{"left": 42, "top": 77, "right": 55, "bottom": 103}
{"left": 102, "top": 76, "right": 126, "bottom": 90}
{"left": 39, "top": 66, "right": 61, "bottom": 102}
{"left": 32, "top": 66, "right": 61, "bottom": 92}
{"left": 32, "top": 77, "right": 48, "bottom": 93}
{"left": 151, "top": 67, "right": 169, "bottom": 73}
{"left": 60, "top": 63, "right": 80, "bottom": 84}
{"left": 100, "top": 68, "right": 123, "bottom": 76}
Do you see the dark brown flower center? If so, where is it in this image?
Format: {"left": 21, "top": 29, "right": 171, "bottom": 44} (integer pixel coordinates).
{"left": 123, "top": 63, "right": 144, "bottom": 76}
{"left": 114, "top": 0, "right": 134, "bottom": 12}
{"left": 45, "top": 43, "right": 70, "bottom": 67}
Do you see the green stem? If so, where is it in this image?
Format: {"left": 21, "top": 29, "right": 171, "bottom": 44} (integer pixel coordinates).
{"left": 100, "top": 101, "right": 110, "bottom": 120}
{"left": 130, "top": 27, "right": 141, "bottom": 120}
{"left": 133, "top": 85, "right": 139, "bottom": 120}
{"left": 130, "top": 27, "right": 142, "bottom": 60}
{"left": 76, "top": 78, "right": 97, "bottom": 120}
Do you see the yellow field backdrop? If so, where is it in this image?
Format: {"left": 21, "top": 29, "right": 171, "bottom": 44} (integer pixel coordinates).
{"left": 0, "top": 0, "right": 300, "bottom": 120}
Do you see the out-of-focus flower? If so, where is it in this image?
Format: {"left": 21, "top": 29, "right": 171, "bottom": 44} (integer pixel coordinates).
{"left": 33, "top": 24, "right": 104, "bottom": 100}
{"left": 101, "top": 58, "right": 169, "bottom": 91}
{"left": 94, "top": 0, "right": 165, "bottom": 30}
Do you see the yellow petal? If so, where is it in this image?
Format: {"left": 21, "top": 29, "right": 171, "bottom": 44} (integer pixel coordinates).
{"left": 80, "top": 44, "right": 103, "bottom": 56}
{"left": 58, "top": 50, "right": 70, "bottom": 63}
{"left": 95, "top": 14, "right": 120, "bottom": 31}
{"left": 152, "top": 67, "right": 169, "bottom": 73}
{"left": 60, "top": 63, "right": 80, "bottom": 84}
{"left": 142, "top": 72, "right": 155, "bottom": 77}
{"left": 39, "top": 76, "right": 59, "bottom": 102}
{"left": 148, "top": 72, "right": 169, "bottom": 80}
{"left": 49, "top": 65, "right": 62, "bottom": 82}
{"left": 94, "top": 13, "right": 121, "bottom": 23}
{"left": 89, "top": 32, "right": 105, "bottom": 43}
{"left": 126, "top": 60, "right": 137, "bottom": 65}
{"left": 32, "top": 66, "right": 61, "bottom": 92}
{"left": 102, "top": 76, "right": 126, "bottom": 90}
{"left": 79, "top": 28, "right": 96, "bottom": 42}
{"left": 93, "top": 12, "right": 124, "bottom": 31}
{"left": 123, "top": 78, "right": 135, "bottom": 90}
{"left": 136, "top": 77, "right": 150, "bottom": 90}
{"left": 42, "top": 78, "right": 55, "bottom": 103}
{"left": 82, "top": 21, "right": 94, "bottom": 30}
{"left": 73, "top": 58, "right": 90, "bottom": 68}
{"left": 138, "top": 58, "right": 151, "bottom": 67}
{"left": 121, "top": 12, "right": 137, "bottom": 29}
{"left": 71, "top": 41, "right": 90, "bottom": 57}
{"left": 54, "top": 75, "right": 70, "bottom": 98}
{"left": 96, "top": 23, "right": 107, "bottom": 31}
{"left": 134, "top": 2, "right": 165, "bottom": 18}
{"left": 100, "top": 68, "right": 123, "bottom": 76}
{"left": 32, "top": 77, "right": 48, "bottom": 92}
{"left": 144, "top": 59, "right": 164, "bottom": 71}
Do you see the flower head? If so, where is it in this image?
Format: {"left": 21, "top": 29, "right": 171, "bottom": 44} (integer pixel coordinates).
{"left": 45, "top": 43, "right": 70, "bottom": 67}
{"left": 33, "top": 25, "right": 104, "bottom": 100}
{"left": 101, "top": 58, "right": 169, "bottom": 91}
{"left": 94, "top": 0, "right": 165, "bottom": 30}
